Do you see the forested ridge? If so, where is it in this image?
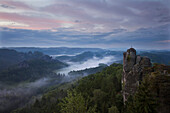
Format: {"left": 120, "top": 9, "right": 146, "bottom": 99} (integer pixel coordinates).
{"left": 13, "top": 63, "right": 123, "bottom": 113}
{"left": 14, "top": 63, "right": 170, "bottom": 113}
{"left": 0, "top": 49, "right": 67, "bottom": 84}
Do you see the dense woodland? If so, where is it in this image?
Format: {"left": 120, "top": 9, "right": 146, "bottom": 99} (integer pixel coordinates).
{"left": 13, "top": 63, "right": 170, "bottom": 113}
{"left": 13, "top": 63, "right": 123, "bottom": 113}
{"left": 0, "top": 59, "right": 66, "bottom": 84}
{"left": 0, "top": 49, "right": 67, "bottom": 84}
{"left": 0, "top": 49, "right": 68, "bottom": 113}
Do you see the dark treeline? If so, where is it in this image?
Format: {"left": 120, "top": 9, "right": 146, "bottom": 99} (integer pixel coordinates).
{"left": 0, "top": 59, "right": 66, "bottom": 84}
{"left": 0, "top": 49, "right": 67, "bottom": 84}
{"left": 0, "top": 49, "right": 67, "bottom": 71}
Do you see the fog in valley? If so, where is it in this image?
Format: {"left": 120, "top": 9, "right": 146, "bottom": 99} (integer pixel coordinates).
{"left": 0, "top": 78, "right": 50, "bottom": 112}
{"left": 56, "top": 56, "right": 119, "bottom": 75}
{"left": 0, "top": 54, "right": 120, "bottom": 113}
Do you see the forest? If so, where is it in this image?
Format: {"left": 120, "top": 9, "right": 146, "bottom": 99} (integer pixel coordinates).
{"left": 14, "top": 63, "right": 170, "bottom": 113}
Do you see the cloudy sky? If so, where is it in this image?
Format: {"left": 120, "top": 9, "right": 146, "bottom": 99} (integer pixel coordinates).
{"left": 0, "top": 0, "right": 169, "bottom": 49}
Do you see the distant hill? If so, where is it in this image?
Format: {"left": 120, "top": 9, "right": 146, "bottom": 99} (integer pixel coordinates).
{"left": 0, "top": 49, "right": 67, "bottom": 71}
{"left": 0, "top": 59, "right": 67, "bottom": 84}
{"left": 7, "top": 47, "right": 104, "bottom": 55}
{"left": 6, "top": 47, "right": 170, "bottom": 65}
{"left": 140, "top": 52, "right": 170, "bottom": 65}
{"left": 56, "top": 51, "right": 123, "bottom": 63}
{"left": 0, "top": 49, "right": 68, "bottom": 84}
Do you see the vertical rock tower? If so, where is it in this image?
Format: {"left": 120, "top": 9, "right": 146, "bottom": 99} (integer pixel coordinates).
{"left": 122, "top": 48, "right": 151, "bottom": 102}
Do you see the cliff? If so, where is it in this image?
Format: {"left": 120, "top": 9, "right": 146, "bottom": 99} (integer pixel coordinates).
{"left": 122, "top": 48, "right": 170, "bottom": 113}
{"left": 122, "top": 48, "right": 152, "bottom": 102}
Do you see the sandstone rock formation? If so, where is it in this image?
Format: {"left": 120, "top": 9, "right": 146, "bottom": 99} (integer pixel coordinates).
{"left": 122, "top": 48, "right": 151, "bottom": 102}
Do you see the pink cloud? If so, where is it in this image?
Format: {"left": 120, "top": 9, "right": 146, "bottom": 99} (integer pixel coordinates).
{"left": 0, "top": 0, "right": 169, "bottom": 32}
{"left": 0, "top": 0, "right": 76, "bottom": 30}
{"left": 0, "top": 12, "right": 75, "bottom": 30}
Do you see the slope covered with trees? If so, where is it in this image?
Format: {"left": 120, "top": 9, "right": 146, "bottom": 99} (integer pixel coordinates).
{"left": 14, "top": 62, "right": 170, "bottom": 113}
{"left": 0, "top": 49, "right": 68, "bottom": 84}
{"left": 14, "top": 63, "right": 123, "bottom": 113}
{"left": 0, "top": 49, "right": 67, "bottom": 71}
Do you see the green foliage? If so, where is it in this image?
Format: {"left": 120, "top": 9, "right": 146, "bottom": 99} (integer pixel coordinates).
{"left": 125, "top": 76, "right": 158, "bottom": 113}
{"left": 60, "top": 90, "right": 88, "bottom": 113}
{"left": 115, "top": 94, "right": 123, "bottom": 112}
{"left": 75, "top": 63, "right": 123, "bottom": 113}
{"left": 0, "top": 49, "right": 67, "bottom": 84}
{"left": 14, "top": 63, "right": 169, "bottom": 113}
{"left": 13, "top": 87, "right": 68, "bottom": 113}
{"left": 14, "top": 63, "right": 123, "bottom": 113}
{"left": 108, "top": 106, "right": 120, "bottom": 113}
{"left": 0, "top": 59, "right": 66, "bottom": 84}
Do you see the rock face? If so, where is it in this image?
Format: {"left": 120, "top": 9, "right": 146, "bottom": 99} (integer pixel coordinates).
{"left": 122, "top": 48, "right": 151, "bottom": 102}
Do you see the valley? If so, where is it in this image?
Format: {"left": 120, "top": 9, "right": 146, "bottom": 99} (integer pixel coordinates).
{"left": 0, "top": 47, "right": 169, "bottom": 113}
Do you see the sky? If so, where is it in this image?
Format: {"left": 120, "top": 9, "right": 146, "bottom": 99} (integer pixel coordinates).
{"left": 0, "top": 0, "right": 169, "bottom": 49}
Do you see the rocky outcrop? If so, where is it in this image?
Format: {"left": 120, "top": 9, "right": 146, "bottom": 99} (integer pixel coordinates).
{"left": 122, "top": 48, "right": 151, "bottom": 102}
{"left": 122, "top": 48, "right": 170, "bottom": 113}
